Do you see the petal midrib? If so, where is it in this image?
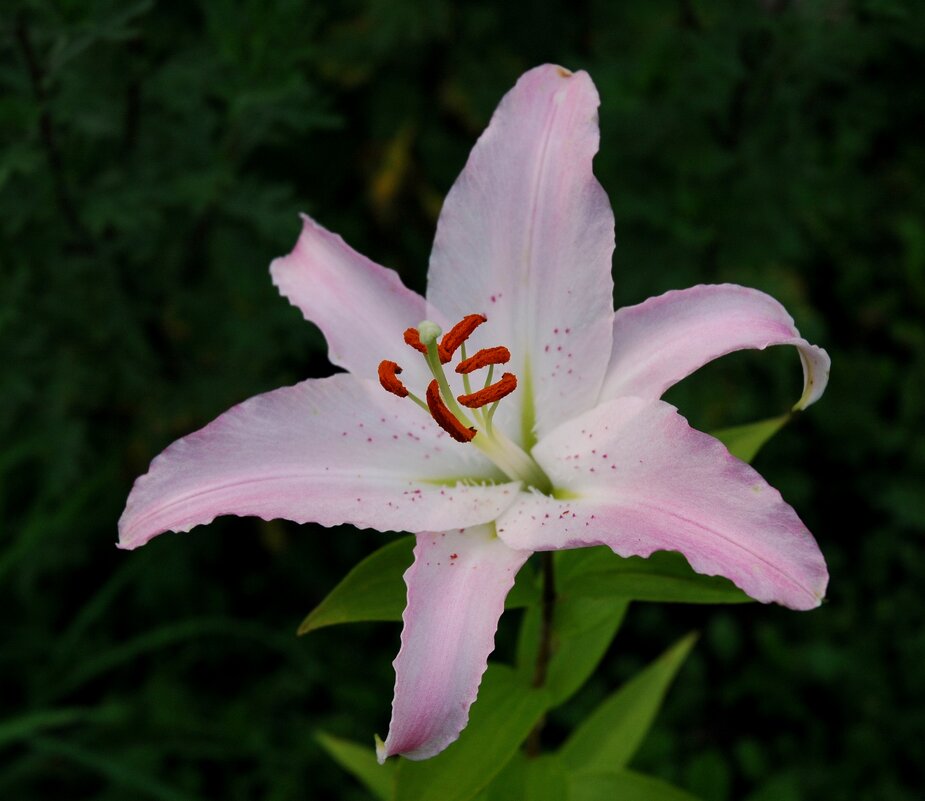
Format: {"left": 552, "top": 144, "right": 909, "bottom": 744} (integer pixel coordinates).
{"left": 517, "top": 93, "right": 561, "bottom": 448}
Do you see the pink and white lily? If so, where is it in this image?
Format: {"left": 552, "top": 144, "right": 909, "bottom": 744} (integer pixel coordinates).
{"left": 119, "top": 65, "right": 829, "bottom": 763}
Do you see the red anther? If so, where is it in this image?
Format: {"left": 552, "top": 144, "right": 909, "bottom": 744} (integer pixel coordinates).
{"left": 457, "top": 372, "right": 517, "bottom": 408}
{"left": 438, "top": 314, "right": 487, "bottom": 363}
{"left": 455, "top": 346, "right": 511, "bottom": 374}
{"left": 378, "top": 360, "right": 408, "bottom": 398}
{"left": 403, "top": 327, "right": 428, "bottom": 355}
{"left": 425, "top": 380, "right": 477, "bottom": 443}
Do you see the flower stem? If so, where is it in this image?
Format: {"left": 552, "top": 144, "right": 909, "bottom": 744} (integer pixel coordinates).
{"left": 526, "top": 551, "right": 556, "bottom": 756}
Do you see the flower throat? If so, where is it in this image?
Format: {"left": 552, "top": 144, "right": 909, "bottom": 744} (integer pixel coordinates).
{"left": 377, "top": 315, "right": 551, "bottom": 493}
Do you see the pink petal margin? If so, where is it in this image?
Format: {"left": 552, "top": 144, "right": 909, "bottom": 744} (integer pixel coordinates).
{"left": 497, "top": 397, "right": 828, "bottom": 610}
{"left": 377, "top": 525, "right": 531, "bottom": 763}
{"left": 118, "top": 374, "right": 518, "bottom": 550}
{"left": 600, "top": 284, "right": 830, "bottom": 411}
{"left": 270, "top": 214, "right": 434, "bottom": 389}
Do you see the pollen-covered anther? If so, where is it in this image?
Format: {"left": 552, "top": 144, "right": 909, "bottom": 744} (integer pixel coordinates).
{"left": 455, "top": 346, "right": 511, "bottom": 374}
{"left": 438, "top": 314, "right": 487, "bottom": 363}
{"left": 403, "top": 327, "right": 428, "bottom": 355}
{"left": 425, "top": 380, "right": 477, "bottom": 443}
{"left": 378, "top": 360, "right": 408, "bottom": 398}
{"left": 457, "top": 372, "right": 517, "bottom": 408}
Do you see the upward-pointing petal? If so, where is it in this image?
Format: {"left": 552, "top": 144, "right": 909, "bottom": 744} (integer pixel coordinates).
{"left": 119, "top": 374, "right": 519, "bottom": 549}
{"left": 427, "top": 65, "right": 615, "bottom": 446}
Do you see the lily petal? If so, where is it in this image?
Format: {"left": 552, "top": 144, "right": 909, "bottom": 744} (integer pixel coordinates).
{"left": 497, "top": 397, "right": 827, "bottom": 610}
{"left": 378, "top": 525, "right": 531, "bottom": 762}
{"left": 119, "top": 374, "right": 519, "bottom": 550}
{"left": 271, "top": 214, "right": 434, "bottom": 387}
{"left": 427, "top": 64, "right": 615, "bottom": 446}
{"left": 599, "top": 284, "right": 830, "bottom": 411}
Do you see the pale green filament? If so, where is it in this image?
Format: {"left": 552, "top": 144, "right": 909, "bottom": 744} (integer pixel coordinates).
{"left": 458, "top": 343, "right": 484, "bottom": 427}
{"left": 459, "top": 343, "right": 474, "bottom": 397}
{"left": 418, "top": 322, "right": 474, "bottom": 428}
{"left": 405, "top": 391, "right": 428, "bottom": 412}
{"left": 413, "top": 320, "right": 550, "bottom": 493}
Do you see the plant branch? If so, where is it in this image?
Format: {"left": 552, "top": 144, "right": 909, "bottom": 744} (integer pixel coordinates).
{"left": 531, "top": 552, "right": 556, "bottom": 687}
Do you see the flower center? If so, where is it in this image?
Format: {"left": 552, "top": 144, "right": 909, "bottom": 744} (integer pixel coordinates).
{"left": 377, "top": 314, "right": 551, "bottom": 492}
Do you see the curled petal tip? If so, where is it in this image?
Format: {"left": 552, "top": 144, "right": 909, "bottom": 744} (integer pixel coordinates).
{"left": 792, "top": 346, "right": 831, "bottom": 411}
{"left": 374, "top": 734, "right": 388, "bottom": 765}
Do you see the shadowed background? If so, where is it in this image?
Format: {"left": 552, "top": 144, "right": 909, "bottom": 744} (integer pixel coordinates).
{"left": 2, "top": 0, "right": 923, "bottom": 799}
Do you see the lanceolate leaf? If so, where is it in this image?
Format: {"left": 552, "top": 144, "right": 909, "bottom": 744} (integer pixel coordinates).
{"left": 523, "top": 755, "right": 569, "bottom": 801}
{"left": 471, "top": 753, "right": 527, "bottom": 801}
{"left": 393, "top": 665, "right": 549, "bottom": 801}
{"left": 299, "top": 536, "right": 538, "bottom": 634}
{"left": 298, "top": 536, "right": 414, "bottom": 634}
{"left": 517, "top": 554, "right": 629, "bottom": 706}
{"left": 569, "top": 770, "right": 702, "bottom": 801}
{"left": 560, "top": 633, "right": 698, "bottom": 773}
{"left": 711, "top": 414, "right": 790, "bottom": 464}
{"left": 316, "top": 732, "right": 394, "bottom": 801}
{"left": 517, "top": 594, "right": 628, "bottom": 707}
{"left": 556, "top": 548, "right": 750, "bottom": 605}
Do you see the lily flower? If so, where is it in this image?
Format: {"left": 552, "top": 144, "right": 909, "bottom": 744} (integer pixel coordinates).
{"left": 119, "top": 65, "right": 829, "bottom": 763}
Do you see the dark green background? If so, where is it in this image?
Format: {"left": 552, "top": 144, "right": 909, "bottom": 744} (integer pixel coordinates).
{"left": 2, "top": 0, "right": 923, "bottom": 799}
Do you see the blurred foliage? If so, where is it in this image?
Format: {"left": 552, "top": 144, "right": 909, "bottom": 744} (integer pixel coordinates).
{"left": 1, "top": 0, "right": 923, "bottom": 799}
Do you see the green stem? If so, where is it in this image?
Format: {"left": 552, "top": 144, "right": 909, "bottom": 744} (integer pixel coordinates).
{"left": 526, "top": 552, "right": 556, "bottom": 756}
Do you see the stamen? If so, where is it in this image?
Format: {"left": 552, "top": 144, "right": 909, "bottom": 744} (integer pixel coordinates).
{"left": 403, "top": 327, "right": 428, "bottom": 355}
{"left": 426, "top": 380, "right": 477, "bottom": 442}
{"left": 457, "top": 372, "right": 517, "bottom": 408}
{"left": 377, "top": 360, "right": 408, "bottom": 397}
{"left": 456, "top": 346, "right": 511, "bottom": 374}
{"left": 438, "top": 314, "right": 487, "bottom": 363}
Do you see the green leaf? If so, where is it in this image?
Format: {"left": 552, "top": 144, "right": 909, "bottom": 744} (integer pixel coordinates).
{"left": 517, "top": 595, "right": 629, "bottom": 706}
{"left": 474, "top": 754, "right": 571, "bottom": 801}
{"left": 710, "top": 414, "right": 790, "bottom": 464}
{"left": 569, "top": 770, "right": 702, "bottom": 801}
{"left": 298, "top": 537, "right": 414, "bottom": 634}
{"left": 517, "top": 554, "right": 629, "bottom": 706}
{"left": 299, "top": 536, "right": 538, "bottom": 634}
{"left": 556, "top": 548, "right": 750, "bottom": 605}
{"left": 393, "top": 665, "right": 549, "bottom": 801}
{"left": 472, "top": 753, "right": 527, "bottom": 801}
{"left": 316, "top": 732, "right": 394, "bottom": 801}
{"left": 560, "top": 633, "right": 698, "bottom": 772}
{"left": 523, "top": 755, "right": 569, "bottom": 801}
